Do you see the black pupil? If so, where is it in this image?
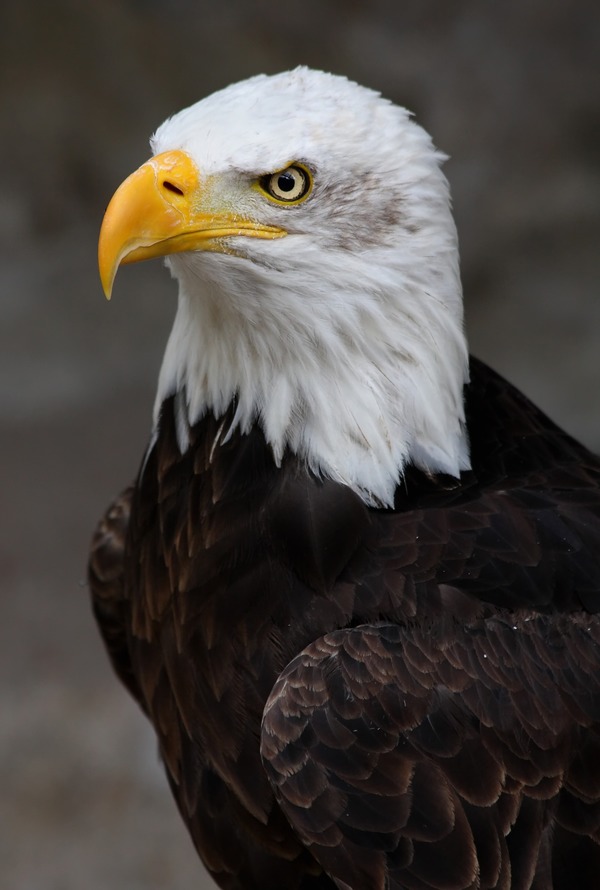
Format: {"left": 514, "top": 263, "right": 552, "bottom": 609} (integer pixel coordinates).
{"left": 277, "top": 171, "right": 297, "bottom": 193}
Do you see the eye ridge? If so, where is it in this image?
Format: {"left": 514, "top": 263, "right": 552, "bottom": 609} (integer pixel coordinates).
{"left": 259, "top": 164, "right": 312, "bottom": 204}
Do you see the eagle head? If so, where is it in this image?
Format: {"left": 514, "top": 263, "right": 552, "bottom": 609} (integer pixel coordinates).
{"left": 98, "top": 67, "right": 469, "bottom": 506}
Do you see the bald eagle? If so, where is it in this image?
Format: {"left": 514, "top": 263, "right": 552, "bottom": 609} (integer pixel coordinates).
{"left": 90, "top": 68, "right": 600, "bottom": 890}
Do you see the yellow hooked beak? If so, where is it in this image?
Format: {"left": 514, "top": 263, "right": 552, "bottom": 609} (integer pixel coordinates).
{"left": 98, "top": 150, "right": 287, "bottom": 299}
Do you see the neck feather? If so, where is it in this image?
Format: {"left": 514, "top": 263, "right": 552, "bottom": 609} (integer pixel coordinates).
{"left": 154, "top": 234, "right": 469, "bottom": 507}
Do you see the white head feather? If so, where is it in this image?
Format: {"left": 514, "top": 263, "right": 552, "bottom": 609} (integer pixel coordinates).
{"left": 150, "top": 67, "right": 470, "bottom": 507}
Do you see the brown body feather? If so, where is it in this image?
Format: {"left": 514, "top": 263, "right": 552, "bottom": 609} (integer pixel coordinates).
{"left": 89, "top": 358, "right": 600, "bottom": 889}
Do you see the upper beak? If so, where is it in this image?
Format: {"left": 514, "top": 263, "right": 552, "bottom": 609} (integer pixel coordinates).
{"left": 98, "top": 149, "right": 286, "bottom": 299}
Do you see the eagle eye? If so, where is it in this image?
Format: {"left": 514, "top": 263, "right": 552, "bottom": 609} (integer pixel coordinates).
{"left": 259, "top": 164, "right": 312, "bottom": 204}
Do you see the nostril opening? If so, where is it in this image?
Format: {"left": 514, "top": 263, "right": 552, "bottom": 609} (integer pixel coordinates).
{"left": 162, "top": 180, "right": 184, "bottom": 196}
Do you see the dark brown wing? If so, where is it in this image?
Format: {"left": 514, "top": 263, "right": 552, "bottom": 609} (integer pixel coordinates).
{"left": 88, "top": 485, "right": 145, "bottom": 707}
{"left": 261, "top": 616, "right": 600, "bottom": 890}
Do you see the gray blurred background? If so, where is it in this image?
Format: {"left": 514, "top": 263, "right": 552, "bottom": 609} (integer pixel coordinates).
{"left": 1, "top": 2, "right": 599, "bottom": 887}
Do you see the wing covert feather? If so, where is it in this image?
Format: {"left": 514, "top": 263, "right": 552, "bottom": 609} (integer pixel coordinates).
{"left": 262, "top": 616, "right": 600, "bottom": 889}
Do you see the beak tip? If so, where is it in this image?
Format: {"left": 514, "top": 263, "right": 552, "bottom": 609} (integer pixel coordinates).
{"left": 98, "top": 239, "right": 116, "bottom": 300}
{"left": 99, "top": 266, "right": 114, "bottom": 301}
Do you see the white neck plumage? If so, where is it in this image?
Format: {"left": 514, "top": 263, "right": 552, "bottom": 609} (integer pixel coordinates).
{"left": 154, "top": 214, "right": 470, "bottom": 508}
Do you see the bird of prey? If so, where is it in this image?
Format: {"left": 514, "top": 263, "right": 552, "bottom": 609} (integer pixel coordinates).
{"left": 90, "top": 68, "right": 600, "bottom": 890}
